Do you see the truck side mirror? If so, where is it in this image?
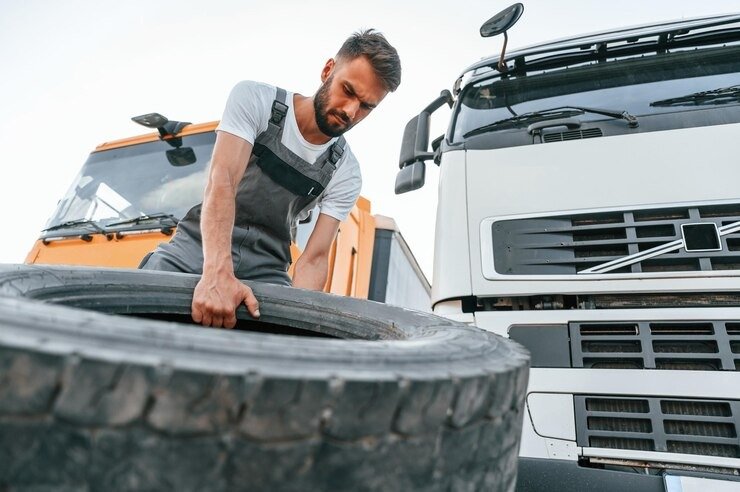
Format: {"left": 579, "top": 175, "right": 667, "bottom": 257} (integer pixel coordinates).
{"left": 395, "top": 161, "right": 426, "bottom": 194}
{"left": 400, "top": 109, "right": 438, "bottom": 167}
{"left": 480, "top": 3, "right": 524, "bottom": 38}
{"left": 395, "top": 90, "right": 454, "bottom": 195}
{"left": 480, "top": 3, "right": 525, "bottom": 72}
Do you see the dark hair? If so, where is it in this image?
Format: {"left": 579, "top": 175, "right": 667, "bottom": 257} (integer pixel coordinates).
{"left": 336, "top": 29, "right": 401, "bottom": 92}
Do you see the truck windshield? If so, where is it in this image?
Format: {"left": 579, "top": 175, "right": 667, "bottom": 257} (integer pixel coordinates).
{"left": 453, "top": 44, "right": 740, "bottom": 142}
{"left": 44, "top": 132, "right": 214, "bottom": 235}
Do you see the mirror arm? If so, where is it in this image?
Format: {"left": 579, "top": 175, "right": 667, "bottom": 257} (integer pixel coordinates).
{"left": 422, "top": 90, "right": 454, "bottom": 114}
{"left": 406, "top": 153, "right": 434, "bottom": 168}
{"left": 401, "top": 90, "right": 454, "bottom": 169}
{"left": 497, "top": 31, "right": 509, "bottom": 72}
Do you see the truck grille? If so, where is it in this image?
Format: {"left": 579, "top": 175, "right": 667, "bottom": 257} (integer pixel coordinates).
{"left": 575, "top": 396, "right": 740, "bottom": 459}
{"left": 491, "top": 203, "right": 740, "bottom": 274}
{"left": 570, "top": 321, "right": 740, "bottom": 371}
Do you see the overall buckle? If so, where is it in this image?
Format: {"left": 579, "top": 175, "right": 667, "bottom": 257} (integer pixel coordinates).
{"left": 329, "top": 144, "right": 344, "bottom": 165}
{"left": 270, "top": 101, "right": 288, "bottom": 125}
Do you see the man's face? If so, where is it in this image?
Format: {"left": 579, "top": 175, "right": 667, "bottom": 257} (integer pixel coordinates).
{"left": 313, "top": 56, "right": 388, "bottom": 138}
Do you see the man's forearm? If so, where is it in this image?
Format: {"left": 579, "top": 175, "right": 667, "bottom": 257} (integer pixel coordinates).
{"left": 198, "top": 132, "right": 253, "bottom": 276}
{"left": 293, "top": 213, "right": 339, "bottom": 291}
{"left": 200, "top": 170, "right": 237, "bottom": 274}
{"left": 292, "top": 255, "right": 329, "bottom": 290}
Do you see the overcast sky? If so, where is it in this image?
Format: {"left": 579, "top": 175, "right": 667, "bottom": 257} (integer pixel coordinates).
{"left": 1, "top": 0, "right": 738, "bottom": 277}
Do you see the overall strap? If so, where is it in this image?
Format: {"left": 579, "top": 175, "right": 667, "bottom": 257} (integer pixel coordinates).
{"left": 322, "top": 136, "right": 346, "bottom": 172}
{"left": 268, "top": 87, "right": 289, "bottom": 128}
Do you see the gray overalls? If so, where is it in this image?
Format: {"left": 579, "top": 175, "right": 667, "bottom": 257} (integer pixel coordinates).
{"left": 140, "top": 87, "right": 346, "bottom": 286}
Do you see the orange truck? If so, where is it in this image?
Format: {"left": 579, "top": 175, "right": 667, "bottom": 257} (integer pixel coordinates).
{"left": 26, "top": 114, "right": 430, "bottom": 310}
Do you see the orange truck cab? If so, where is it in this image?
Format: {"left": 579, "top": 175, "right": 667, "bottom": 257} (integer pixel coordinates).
{"left": 26, "top": 115, "right": 430, "bottom": 310}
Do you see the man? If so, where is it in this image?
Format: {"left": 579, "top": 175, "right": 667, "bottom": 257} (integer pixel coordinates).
{"left": 140, "top": 29, "right": 401, "bottom": 329}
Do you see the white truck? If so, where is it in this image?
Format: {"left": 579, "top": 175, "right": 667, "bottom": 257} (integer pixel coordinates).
{"left": 397, "top": 5, "right": 740, "bottom": 491}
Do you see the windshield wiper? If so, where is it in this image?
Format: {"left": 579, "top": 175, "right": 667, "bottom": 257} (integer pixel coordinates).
{"left": 106, "top": 213, "right": 179, "bottom": 229}
{"left": 464, "top": 109, "right": 581, "bottom": 137}
{"left": 42, "top": 219, "right": 105, "bottom": 234}
{"left": 464, "top": 105, "right": 639, "bottom": 138}
{"left": 650, "top": 85, "right": 740, "bottom": 107}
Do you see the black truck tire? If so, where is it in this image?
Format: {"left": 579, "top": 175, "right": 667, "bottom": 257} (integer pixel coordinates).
{"left": 0, "top": 265, "right": 529, "bottom": 492}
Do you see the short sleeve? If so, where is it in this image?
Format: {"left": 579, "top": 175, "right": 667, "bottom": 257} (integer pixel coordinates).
{"left": 215, "top": 81, "right": 274, "bottom": 144}
{"left": 318, "top": 148, "right": 362, "bottom": 222}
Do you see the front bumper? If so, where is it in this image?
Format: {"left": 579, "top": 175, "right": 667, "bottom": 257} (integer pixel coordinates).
{"left": 515, "top": 458, "right": 740, "bottom": 492}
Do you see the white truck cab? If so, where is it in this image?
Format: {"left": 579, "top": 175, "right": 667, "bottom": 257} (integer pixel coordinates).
{"left": 397, "top": 5, "right": 740, "bottom": 491}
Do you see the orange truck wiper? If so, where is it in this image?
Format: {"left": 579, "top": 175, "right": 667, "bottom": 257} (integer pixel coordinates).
{"left": 42, "top": 219, "right": 105, "bottom": 234}
{"left": 106, "top": 213, "right": 179, "bottom": 229}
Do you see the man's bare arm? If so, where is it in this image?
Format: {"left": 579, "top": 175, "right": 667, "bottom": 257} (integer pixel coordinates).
{"left": 191, "top": 131, "right": 260, "bottom": 328}
{"left": 292, "top": 213, "right": 340, "bottom": 290}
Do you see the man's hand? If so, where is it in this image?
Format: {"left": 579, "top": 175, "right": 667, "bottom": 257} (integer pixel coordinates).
{"left": 192, "top": 270, "right": 260, "bottom": 328}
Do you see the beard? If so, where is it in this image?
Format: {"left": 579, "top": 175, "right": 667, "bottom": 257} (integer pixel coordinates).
{"left": 313, "top": 75, "right": 353, "bottom": 138}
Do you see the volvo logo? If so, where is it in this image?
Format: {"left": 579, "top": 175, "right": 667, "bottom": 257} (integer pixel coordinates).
{"left": 681, "top": 223, "right": 722, "bottom": 252}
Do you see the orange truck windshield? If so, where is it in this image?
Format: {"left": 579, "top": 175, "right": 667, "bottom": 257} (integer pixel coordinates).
{"left": 43, "top": 132, "right": 214, "bottom": 238}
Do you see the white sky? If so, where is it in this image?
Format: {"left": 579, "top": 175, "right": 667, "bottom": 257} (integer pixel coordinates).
{"left": 1, "top": 0, "right": 738, "bottom": 277}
